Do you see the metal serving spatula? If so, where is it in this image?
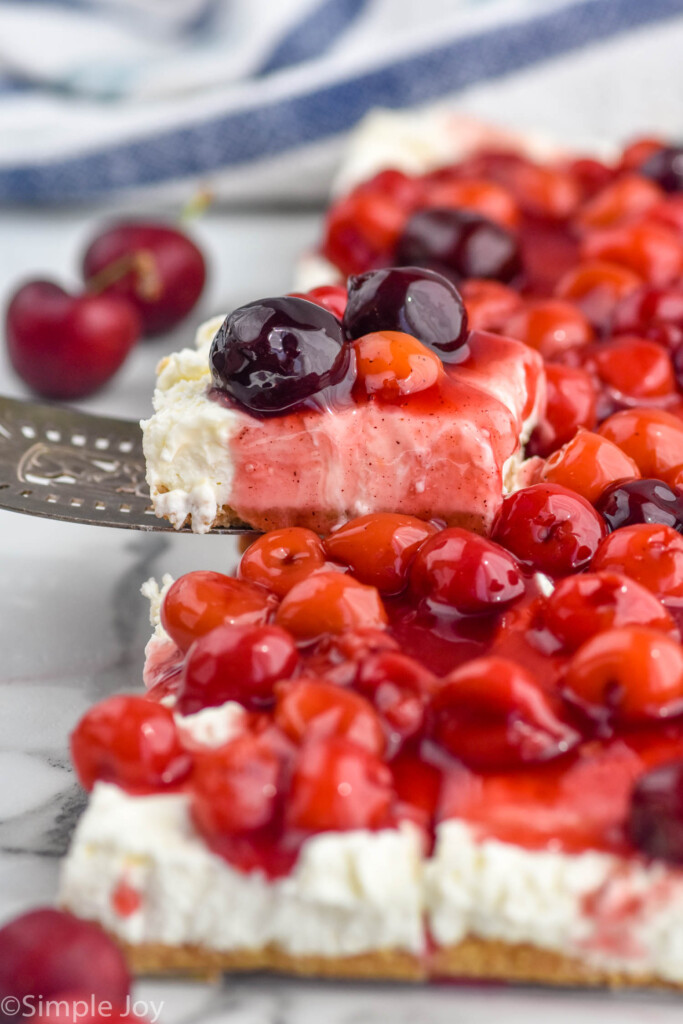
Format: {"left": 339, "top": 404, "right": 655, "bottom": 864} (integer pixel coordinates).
{"left": 0, "top": 395, "right": 244, "bottom": 533}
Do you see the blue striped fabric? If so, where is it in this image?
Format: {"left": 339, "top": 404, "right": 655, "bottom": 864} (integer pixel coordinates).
{"left": 1, "top": 0, "right": 682, "bottom": 202}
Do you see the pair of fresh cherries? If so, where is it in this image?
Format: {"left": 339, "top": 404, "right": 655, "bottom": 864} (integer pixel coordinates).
{"left": 210, "top": 264, "right": 470, "bottom": 415}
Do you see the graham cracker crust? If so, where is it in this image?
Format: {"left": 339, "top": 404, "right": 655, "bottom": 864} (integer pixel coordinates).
{"left": 120, "top": 936, "right": 683, "bottom": 990}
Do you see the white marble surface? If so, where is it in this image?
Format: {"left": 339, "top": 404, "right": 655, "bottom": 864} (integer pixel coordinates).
{"left": 2, "top": 198, "right": 683, "bottom": 1022}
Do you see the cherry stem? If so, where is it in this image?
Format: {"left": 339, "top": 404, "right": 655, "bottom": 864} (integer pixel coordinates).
{"left": 86, "top": 249, "right": 162, "bottom": 302}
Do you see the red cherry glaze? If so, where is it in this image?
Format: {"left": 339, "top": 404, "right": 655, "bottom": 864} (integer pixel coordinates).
{"left": 598, "top": 408, "right": 683, "bottom": 478}
{"left": 355, "top": 651, "right": 436, "bottom": 743}
{"left": 422, "top": 177, "right": 520, "bottom": 228}
{"left": 581, "top": 222, "right": 683, "bottom": 286}
{"left": 239, "top": 527, "right": 327, "bottom": 598}
{"left": 432, "top": 656, "right": 579, "bottom": 770}
{"left": 0, "top": 909, "right": 130, "bottom": 1004}
{"left": 411, "top": 527, "right": 525, "bottom": 615}
{"left": 289, "top": 285, "right": 347, "bottom": 320}
{"left": 628, "top": 760, "right": 683, "bottom": 864}
{"left": 543, "top": 572, "right": 676, "bottom": 651}
{"left": 460, "top": 278, "right": 523, "bottom": 331}
{"left": 324, "top": 512, "right": 437, "bottom": 594}
{"left": 352, "top": 331, "right": 443, "bottom": 400}
{"left": 82, "top": 222, "right": 206, "bottom": 336}
{"left": 71, "top": 695, "right": 191, "bottom": 793}
{"left": 540, "top": 430, "right": 640, "bottom": 504}
{"left": 276, "top": 571, "right": 388, "bottom": 641}
{"left": 287, "top": 737, "right": 393, "bottom": 832}
{"left": 576, "top": 175, "right": 663, "bottom": 231}
{"left": 528, "top": 363, "right": 598, "bottom": 457}
{"left": 275, "top": 678, "right": 385, "bottom": 754}
{"left": 161, "top": 571, "right": 276, "bottom": 652}
{"left": 502, "top": 299, "right": 594, "bottom": 360}
{"left": 179, "top": 624, "right": 298, "bottom": 714}
{"left": 591, "top": 523, "right": 683, "bottom": 600}
{"left": 492, "top": 483, "right": 607, "bottom": 576}
{"left": 6, "top": 281, "right": 140, "bottom": 399}
{"left": 555, "top": 260, "right": 642, "bottom": 331}
{"left": 564, "top": 626, "right": 683, "bottom": 724}
{"left": 590, "top": 335, "right": 676, "bottom": 399}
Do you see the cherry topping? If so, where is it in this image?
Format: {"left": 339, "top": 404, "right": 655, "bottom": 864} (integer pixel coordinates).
{"left": 394, "top": 208, "right": 522, "bottom": 284}
{"left": 564, "top": 626, "right": 683, "bottom": 724}
{"left": 209, "top": 296, "right": 350, "bottom": 414}
{"left": 161, "top": 571, "right": 275, "bottom": 653}
{"left": 596, "top": 478, "right": 683, "bottom": 532}
{"left": 422, "top": 176, "right": 520, "bottom": 228}
{"left": 543, "top": 572, "right": 676, "bottom": 651}
{"left": 502, "top": 299, "right": 594, "bottom": 361}
{"left": 238, "top": 527, "right": 326, "bottom": 598}
{"left": 555, "top": 260, "right": 642, "bottom": 331}
{"left": 6, "top": 281, "right": 140, "bottom": 399}
{"left": 432, "top": 657, "right": 579, "bottom": 770}
{"left": 71, "top": 695, "right": 192, "bottom": 793}
{"left": 540, "top": 430, "right": 640, "bottom": 505}
{"left": 640, "top": 145, "right": 683, "bottom": 193}
{"left": 492, "top": 483, "right": 607, "bottom": 576}
{"left": 287, "top": 737, "right": 393, "bottom": 832}
{"left": 527, "top": 363, "right": 598, "bottom": 458}
{"left": 580, "top": 222, "right": 683, "bottom": 286}
{"left": 324, "top": 512, "right": 437, "bottom": 594}
{"left": 289, "top": 284, "right": 347, "bottom": 320}
{"left": 275, "top": 571, "right": 387, "bottom": 642}
{"left": 628, "top": 760, "right": 683, "bottom": 864}
{"left": 460, "top": 278, "right": 523, "bottom": 331}
{"left": 352, "top": 331, "right": 443, "bottom": 400}
{"left": 342, "top": 266, "right": 469, "bottom": 360}
{"left": 355, "top": 651, "right": 435, "bottom": 743}
{"left": 591, "top": 335, "right": 676, "bottom": 400}
{"left": 591, "top": 523, "right": 683, "bottom": 600}
{"left": 82, "top": 222, "right": 206, "bottom": 336}
{"left": 598, "top": 408, "right": 683, "bottom": 478}
{"left": 191, "top": 733, "right": 284, "bottom": 839}
{"left": 275, "top": 678, "right": 385, "bottom": 754}
{"left": 611, "top": 284, "right": 683, "bottom": 350}
{"left": 0, "top": 909, "right": 130, "bottom": 1004}
{"left": 576, "top": 174, "right": 663, "bottom": 230}
{"left": 178, "top": 623, "right": 298, "bottom": 714}
{"left": 410, "top": 527, "right": 524, "bottom": 615}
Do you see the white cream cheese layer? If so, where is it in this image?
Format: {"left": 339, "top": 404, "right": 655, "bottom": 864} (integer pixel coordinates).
{"left": 60, "top": 784, "right": 424, "bottom": 958}
{"left": 60, "top": 787, "right": 683, "bottom": 981}
{"left": 141, "top": 316, "right": 237, "bottom": 534}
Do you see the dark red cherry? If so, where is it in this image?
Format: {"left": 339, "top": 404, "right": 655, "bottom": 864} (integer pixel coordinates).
{"left": 0, "top": 908, "right": 130, "bottom": 1003}
{"left": 596, "top": 478, "right": 683, "bottom": 533}
{"left": 342, "top": 266, "right": 468, "bottom": 360}
{"left": 640, "top": 146, "right": 683, "bottom": 193}
{"left": 6, "top": 280, "right": 140, "bottom": 399}
{"left": 82, "top": 222, "right": 206, "bottom": 336}
{"left": 209, "top": 296, "right": 350, "bottom": 414}
{"left": 612, "top": 285, "right": 683, "bottom": 350}
{"left": 394, "top": 208, "right": 522, "bottom": 284}
{"left": 628, "top": 760, "right": 683, "bottom": 863}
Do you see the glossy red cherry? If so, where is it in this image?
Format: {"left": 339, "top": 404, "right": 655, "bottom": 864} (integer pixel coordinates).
{"left": 6, "top": 281, "right": 140, "bottom": 399}
{"left": 82, "top": 222, "right": 206, "bottom": 336}
{"left": 555, "top": 260, "right": 642, "bottom": 330}
{"left": 289, "top": 284, "right": 347, "bottom": 320}
{"left": 542, "top": 572, "right": 676, "bottom": 651}
{"left": 598, "top": 408, "right": 683, "bottom": 478}
{"left": 576, "top": 174, "right": 663, "bottom": 230}
{"left": 161, "top": 571, "right": 276, "bottom": 653}
{"left": 564, "top": 626, "right": 683, "bottom": 723}
{"left": 287, "top": 737, "right": 393, "bottom": 832}
{"left": 527, "top": 363, "right": 598, "bottom": 457}
{"left": 324, "top": 512, "right": 437, "bottom": 594}
{"left": 506, "top": 161, "right": 581, "bottom": 219}
{"left": 70, "top": 695, "right": 192, "bottom": 793}
{"left": 611, "top": 285, "right": 683, "bottom": 350}
{"left": 591, "top": 523, "right": 683, "bottom": 600}
{"left": 540, "top": 430, "right": 640, "bottom": 504}
{"left": 628, "top": 760, "right": 683, "bottom": 864}
{"left": 460, "top": 278, "right": 523, "bottom": 331}
{"left": 274, "top": 678, "right": 385, "bottom": 754}
{"left": 355, "top": 651, "right": 435, "bottom": 742}
{"left": 431, "top": 657, "right": 579, "bottom": 770}
{"left": 276, "top": 571, "right": 387, "bottom": 642}
{"left": 422, "top": 176, "right": 520, "bottom": 228}
{"left": 0, "top": 909, "right": 130, "bottom": 1003}
{"left": 581, "top": 222, "right": 683, "bottom": 286}
{"left": 238, "top": 527, "right": 326, "bottom": 598}
{"left": 492, "top": 483, "right": 607, "bottom": 576}
{"left": 191, "top": 733, "right": 284, "bottom": 837}
{"left": 591, "top": 335, "right": 676, "bottom": 399}
{"left": 352, "top": 331, "right": 443, "bottom": 400}
{"left": 410, "top": 527, "right": 524, "bottom": 615}
{"left": 502, "top": 299, "right": 594, "bottom": 361}
{"left": 178, "top": 623, "right": 298, "bottom": 714}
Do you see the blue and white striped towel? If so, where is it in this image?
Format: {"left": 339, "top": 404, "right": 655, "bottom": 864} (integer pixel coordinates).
{"left": 2, "top": 0, "right": 683, "bottom": 204}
